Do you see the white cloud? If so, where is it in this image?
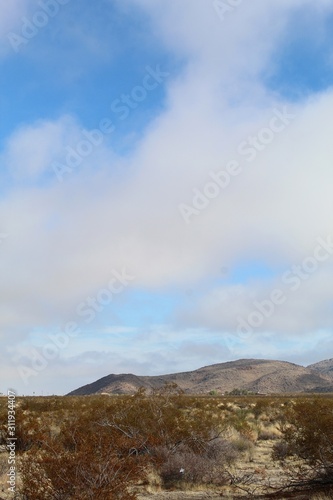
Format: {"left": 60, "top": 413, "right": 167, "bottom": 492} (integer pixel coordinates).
{"left": 2, "top": 116, "right": 80, "bottom": 179}
{"left": 2, "top": 0, "right": 333, "bottom": 393}
{"left": 1, "top": 9, "right": 333, "bottom": 319}
{"left": 0, "top": 0, "right": 32, "bottom": 57}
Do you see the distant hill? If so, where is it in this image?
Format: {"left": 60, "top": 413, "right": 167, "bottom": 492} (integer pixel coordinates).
{"left": 308, "top": 358, "right": 333, "bottom": 378}
{"left": 67, "top": 358, "right": 333, "bottom": 396}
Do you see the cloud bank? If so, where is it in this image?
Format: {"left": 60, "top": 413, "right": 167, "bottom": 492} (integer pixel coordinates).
{"left": 1, "top": 0, "right": 333, "bottom": 393}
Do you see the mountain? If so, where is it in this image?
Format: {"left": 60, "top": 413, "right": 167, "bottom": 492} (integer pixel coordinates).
{"left": 67, "top": 358, "right": 333, "bottom": 396}
{"left": 307, "top": 358, "right": 333, "bottom": 382}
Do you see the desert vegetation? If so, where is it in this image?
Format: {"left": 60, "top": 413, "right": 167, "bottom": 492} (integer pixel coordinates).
{"left": 1, "top": 388, "right": 333, "bottom": 499}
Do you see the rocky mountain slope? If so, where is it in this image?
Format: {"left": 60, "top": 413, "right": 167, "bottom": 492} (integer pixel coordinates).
{"left": 67, "top": 358, "right": 333, "bottom": 395}
{"left": 308, "top": 358, "right": 333, "bottom": 379}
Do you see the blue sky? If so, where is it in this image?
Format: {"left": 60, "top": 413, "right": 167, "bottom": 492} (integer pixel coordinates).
{"left": 1, "top": 0, "right": 333, "bottom": 395}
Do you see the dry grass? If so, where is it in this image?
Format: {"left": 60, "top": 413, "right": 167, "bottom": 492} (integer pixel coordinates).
{"left": 257, "top": 423, "right": 281, "bottom": 440}
{"left": 1, "top": 393, "right": 333, "bottom": 499}
{"left": 0, "top": 453, "right": 9, "bottom": 496}
{"left": 311, "top": 494, "right": 333, "bottom": 500}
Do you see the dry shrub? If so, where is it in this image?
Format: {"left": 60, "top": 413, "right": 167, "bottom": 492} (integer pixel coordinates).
{"left": 252, "top": 399, "right": 272, "bottom": 419}
{"left": 257, "top": 426, "right": 280, "bottom": 440}
{"left": 271, "top": 440, "right": 290, "bottom": 461}
{"left": 143, "top": 466, "right": 162, "bottom": 491}
{"left": 231, "top": 437, "right": 254, "bottom": 459}
{"left": 156, "top": 440, "right": 236, "bottom": 488}
{"left": 0, "top": 453, "right": 8, "bottom": 475}
{"left": 17, "top": 386, "right": 233, "bottom": 499}
{"left": 18, "top": 393, "right": 161, "bottom": 499}
{"left": 273, "top": 398, "right": 333, "bottom": 490}
{"left": 226, "top": 407, "right": 256, "bottom": 442}
{"left": 283, "top": 398, "right": 333, "bottom": 463}
{"left": 311, "top": 492, "right": 333, "bottom": 500}
{"left": 19, "top": 412, "right": 145, "bottom": 500}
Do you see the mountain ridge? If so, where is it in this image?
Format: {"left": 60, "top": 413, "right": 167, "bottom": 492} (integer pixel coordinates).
{"left": 67, "top": 358, "right": 333, "bottom": 396}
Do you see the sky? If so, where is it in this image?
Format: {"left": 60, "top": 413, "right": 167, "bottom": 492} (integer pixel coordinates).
{"left": 1, "top": 0, "right": 333, "bottom": 395}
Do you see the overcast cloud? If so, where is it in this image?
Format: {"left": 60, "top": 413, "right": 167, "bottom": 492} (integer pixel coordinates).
{"left": 1, "top": 0, "right": 333, "bottom": 394}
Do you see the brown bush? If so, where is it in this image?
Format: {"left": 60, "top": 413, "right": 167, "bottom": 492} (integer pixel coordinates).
{"left": 157, "top": 440, "right": 235, "bottom": 488}
{"left": 274, "top": 398, "right": 333, "bottom": 489}
{"left": 18, "top": 386, "right": 230, "bottom": 498}
{"left": 19, "top": 409, "right": 146, "bottom": 499}
{"left": 271, "top": 440, "right": 290, "bottom": 461}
